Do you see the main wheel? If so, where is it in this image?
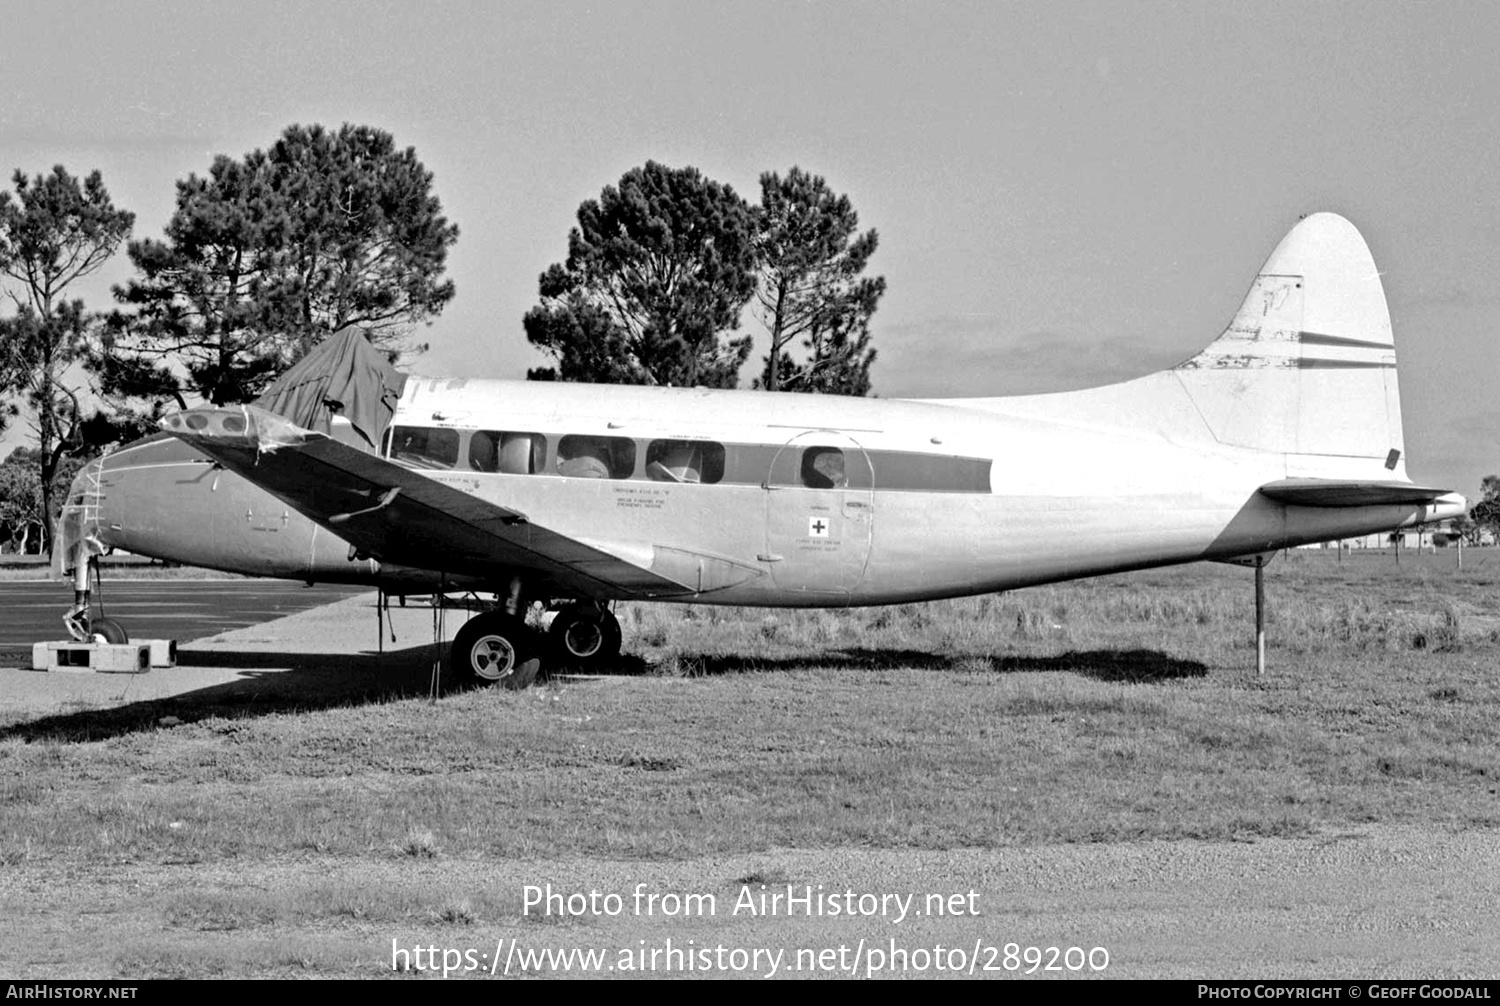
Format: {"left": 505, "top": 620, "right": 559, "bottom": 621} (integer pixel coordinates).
{"left": 549, "top": 606, "right": 623, "bottom": 667}
{"left": 450, "top": 613, "right": 541, "bottom": 689}
{"left": 90, "top": 616, "right": 129, "bottom": 644}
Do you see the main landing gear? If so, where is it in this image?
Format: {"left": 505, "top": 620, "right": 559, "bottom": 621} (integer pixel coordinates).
{"left": 549, "top": 603, "right": 623, "bottom": 666}
{"left": 450, "top": 612, "right": 542, "bottom": 689}
{"left": 447, "top": 598, "right": 623, "bottom": 687}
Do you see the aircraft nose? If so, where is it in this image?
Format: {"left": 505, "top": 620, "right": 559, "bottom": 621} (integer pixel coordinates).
{"left": 52, "top": 455, "right": 108, "bottom": 577}
{"left": 63, "top": 455, "right": 106, "bottom": 503}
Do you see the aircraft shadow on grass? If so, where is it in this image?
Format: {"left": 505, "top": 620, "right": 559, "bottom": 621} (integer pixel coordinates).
{"left": 664, "top": 647, "right": 1207, "bottom": 683}
{"left": 0, "top": 643, "right": 446, "bottom": 744}
{"left": 0, "top": 644, "right": 1203, "bottom": 744}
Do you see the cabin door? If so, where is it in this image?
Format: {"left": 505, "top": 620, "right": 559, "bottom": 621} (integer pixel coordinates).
{"left": 762, "top": 431, "right": 874, "bottom": 597}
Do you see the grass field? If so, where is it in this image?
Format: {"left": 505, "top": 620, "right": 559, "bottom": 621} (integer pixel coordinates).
{"left": 3, "top": 548, "right": 1496, "bottom": 856}
{"left": 0, "top": 548, "right": 1496, "bottom": 977}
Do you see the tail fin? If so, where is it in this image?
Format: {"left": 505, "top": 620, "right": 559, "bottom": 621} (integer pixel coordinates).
{"left": 1172, "top": 213, "right": 1404, "bottom": 473}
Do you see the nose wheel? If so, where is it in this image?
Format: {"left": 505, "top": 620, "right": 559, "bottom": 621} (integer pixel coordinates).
{"left": 63, "top": 549, "right": 130, "bottom": 644}
{"left": 88, "top": 616, "right": 129, "bottom": 644}
{"left": 450, "top": 612, "right": 541, "bottom": 689}
{"left": 549, "top": 604, "right": 623, "bottom": 667}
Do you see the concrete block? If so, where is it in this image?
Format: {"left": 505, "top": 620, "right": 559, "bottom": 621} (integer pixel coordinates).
{"left": 137, "top": 638, "right": 178, "bottom": 667}
{"left": 31, "top": 641, "right": 151, "bottom": 673}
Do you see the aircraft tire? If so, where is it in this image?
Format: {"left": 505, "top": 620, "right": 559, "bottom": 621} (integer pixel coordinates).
{"left": 549, "top": 606, "right": 622, "bottom": 666}
{"left": 90, "top": 617, "right": 129, "bottom": 644}
{"left": 451, "top": 613, "right": 541, "bottom": 689}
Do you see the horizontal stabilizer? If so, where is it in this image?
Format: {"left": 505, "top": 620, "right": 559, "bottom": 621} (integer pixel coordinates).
{"left": 1257, "top": 478, "right": 1455, "bottom": 508}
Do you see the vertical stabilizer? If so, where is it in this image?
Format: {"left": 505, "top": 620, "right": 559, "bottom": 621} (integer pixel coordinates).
{"left": 1173, "top": 213, "right": 1403, "bottom": 472}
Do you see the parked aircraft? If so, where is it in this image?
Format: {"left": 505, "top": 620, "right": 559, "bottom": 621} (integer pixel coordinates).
{"left": 56, "top": 213, "right": 1464, "bottom": 686}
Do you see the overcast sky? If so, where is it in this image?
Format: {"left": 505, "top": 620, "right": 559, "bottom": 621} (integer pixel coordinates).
{"left": 3, "top": 0, "right": 1497, "bottom": 494}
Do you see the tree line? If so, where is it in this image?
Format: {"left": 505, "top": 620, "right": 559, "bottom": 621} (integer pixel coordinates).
{"left": 0, "top": 123, "right": 885, "bottom": 555}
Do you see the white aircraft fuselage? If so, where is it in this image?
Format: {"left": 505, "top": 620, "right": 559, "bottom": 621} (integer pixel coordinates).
{"left": 358, "top": 375, "right": 1450, "bottom": 606}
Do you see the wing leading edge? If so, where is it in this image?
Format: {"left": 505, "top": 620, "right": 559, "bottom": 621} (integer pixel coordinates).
{"left": 159, "top": 405, "right": 695, "bottom": 599}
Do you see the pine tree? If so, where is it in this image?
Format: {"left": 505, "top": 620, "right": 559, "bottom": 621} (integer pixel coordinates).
{"left": 753, "top": 167, "right": 884, "bottom": 395}
{"left": 525, "top": 162, "right": 758, "bottom": 387}
{"left": 0, "top": 166, "right": 134, "bottom": 555}
{"left": 108, "top": 123, "right": 458, "bottom": 404}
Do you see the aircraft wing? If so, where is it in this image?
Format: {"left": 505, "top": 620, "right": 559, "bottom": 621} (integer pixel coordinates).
{"left": 1257, "top": 478, "right": 1457, "bottom": 508}
{"left": 159, "top": 405, "right": 695, "bottom": 599}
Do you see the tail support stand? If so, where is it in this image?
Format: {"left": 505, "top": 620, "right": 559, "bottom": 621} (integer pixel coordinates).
{"left": 1216, "top": 551, "right": 1275, "bottom": 675}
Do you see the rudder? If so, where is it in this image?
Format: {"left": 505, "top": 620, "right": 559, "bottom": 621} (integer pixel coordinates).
{"left": 1172, "top": 213, "right": 1404, "bottom": 472}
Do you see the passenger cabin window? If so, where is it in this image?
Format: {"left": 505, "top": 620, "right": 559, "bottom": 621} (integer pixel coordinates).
{"left": 801, "top": 447, "right": 846, "bottom": 489}
{"left": 646, "top": 440, "right": 724, "bottom": 484}
{"left": 387, "top": 426, "right": 459, "bottom": 469}
{"left": 469, "top": 431, "right": 547, "bottom": 474}
{"left": 767, "top": 445, "right": 872, "bottom": 489}
{"left": 556, "top": 434, "right": 636, "bottom": 479}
